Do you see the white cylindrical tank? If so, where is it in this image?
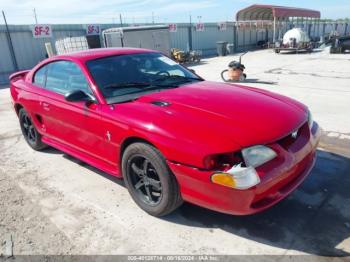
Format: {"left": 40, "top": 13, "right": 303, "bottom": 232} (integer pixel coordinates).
{"left": 282, "top": 28, "right": 310, "bottom": 45}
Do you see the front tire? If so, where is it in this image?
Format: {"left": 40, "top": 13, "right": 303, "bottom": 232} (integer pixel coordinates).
{"left": 19, "top": 108, "right": 47, "bottom": 151}
{"left": 122, "top": 142, "right": 183, "bottom": 217}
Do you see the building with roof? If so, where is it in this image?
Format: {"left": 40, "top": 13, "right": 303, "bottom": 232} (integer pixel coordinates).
{"left": 236, "top": 4, "right": 321, "bottom": 42}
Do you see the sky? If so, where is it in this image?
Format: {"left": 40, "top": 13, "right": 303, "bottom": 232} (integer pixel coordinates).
{"left": 1, "top": 0, "right": 349, "bottom": 25}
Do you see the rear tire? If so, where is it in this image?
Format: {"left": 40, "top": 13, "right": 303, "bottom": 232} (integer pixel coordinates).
{"left": 19, "top": 108, "right": 47, "bottom": 151}
{"left": 122, "top": 142, "right": 183, "bottom": 217}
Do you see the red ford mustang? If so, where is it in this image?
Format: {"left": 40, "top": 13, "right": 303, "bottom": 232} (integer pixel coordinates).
{"left": 10, "top": 48, "right": 320, "bottom": 217}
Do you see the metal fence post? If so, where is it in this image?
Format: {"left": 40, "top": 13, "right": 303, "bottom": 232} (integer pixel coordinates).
{"left": 242, "top": 24, "right": 245, "bottom": 50}
{"left": 308, "top": 23, "right": 312, "bottom": 37}
{"left": 2, "top": 10, "right": 18, "bottom": 71}
{"left": 322, "top": 23, "right": 326, "bottom": 36}
{"left": 233, "top": 23, "right": 237, "bottom": 52}
{"left": 188, "top": 24, "right": 193, "bottom": 51}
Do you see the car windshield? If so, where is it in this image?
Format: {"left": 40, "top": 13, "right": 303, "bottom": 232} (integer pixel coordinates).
{"left": 86, "top": 52, "right": 203, "bottom": 104}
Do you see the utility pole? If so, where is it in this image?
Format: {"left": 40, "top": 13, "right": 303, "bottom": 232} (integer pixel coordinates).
{"left": 119, "top": 13, "right": 123, "bottom": 27}
{"left": 152, "top": 12, "right": 155, "bottom": 24}
{"left": 273, "top": 16, "right": 276, "bottom": 43}
{"left": 2, "top": 10, "right": 18, "bottom": 71}
{"left": 188, "top": 14, "right": 193, "bottom": 51}
{"left": 33, "top": 8, "right": 38, "bottom": 24}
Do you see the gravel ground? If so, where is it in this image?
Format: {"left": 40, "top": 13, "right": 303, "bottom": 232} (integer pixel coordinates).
{"left": 0, "top": 49, "right": 350, "bottom": 256}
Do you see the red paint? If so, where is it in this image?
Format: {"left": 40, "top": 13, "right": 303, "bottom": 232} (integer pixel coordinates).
{"left": 10, "top": 48, "right": 320, "bottom": 215}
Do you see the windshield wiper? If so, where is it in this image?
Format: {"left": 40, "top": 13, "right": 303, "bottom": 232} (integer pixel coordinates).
{"left": 130, "top": 83, "right": 180, "bottom": 94}
{"left": 153, "top": 75, "right": 202, "bottom": 84}
{"left": 103, "top": 82, "right": 151, "bottom": 90}
{"left": 111, "top": 83, "right": 179, "bottom": 98}
{"left": 103, "top": 77, "right": 196, "bottom": 98}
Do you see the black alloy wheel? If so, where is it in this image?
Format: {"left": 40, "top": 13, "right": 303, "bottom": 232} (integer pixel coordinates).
{"left": 122, "top": 143, "right": 183, "bottom": 216}
{"left": 128, "top": 154, "right": 163, "bottom": 206}
{"left": 19, "top": 108, "right": 47, "bottom": 150}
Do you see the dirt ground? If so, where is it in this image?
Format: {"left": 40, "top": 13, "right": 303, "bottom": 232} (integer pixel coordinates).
{"left": 0, "top": 49, "right": 350, "bottom": 256}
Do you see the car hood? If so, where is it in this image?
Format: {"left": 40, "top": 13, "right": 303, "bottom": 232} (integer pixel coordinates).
{"left": 114, "top": 81, "right": 307, "bottom": 153}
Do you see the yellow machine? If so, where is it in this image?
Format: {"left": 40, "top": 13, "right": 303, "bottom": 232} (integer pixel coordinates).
{"left": 171, "top": 48, "right": 201, "bottom": 63}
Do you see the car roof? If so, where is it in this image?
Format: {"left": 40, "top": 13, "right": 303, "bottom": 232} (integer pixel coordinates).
{"left": 53, "top": 48, "right": 159, "bottom": 63}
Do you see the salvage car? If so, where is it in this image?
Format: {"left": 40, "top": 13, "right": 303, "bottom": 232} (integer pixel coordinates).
{"left": 10, "top": 48, "right": 320, "bottom": 217}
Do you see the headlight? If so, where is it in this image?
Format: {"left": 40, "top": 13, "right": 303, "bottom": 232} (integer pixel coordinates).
{"left": 242, "top": 145, "right": 277, "bottom": 168}
{"left": 211, "top": 164, "right": 260, "bottom": 190}
{"left": 308, "top": 109, "right": 313, "bottom": 128}
{"left": 210, "top": 145, "right": 276, "bottom": 190}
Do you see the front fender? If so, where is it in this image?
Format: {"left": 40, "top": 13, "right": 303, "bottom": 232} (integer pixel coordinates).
{"left": 120, "top": 124, "right": 240, "bottom": 170}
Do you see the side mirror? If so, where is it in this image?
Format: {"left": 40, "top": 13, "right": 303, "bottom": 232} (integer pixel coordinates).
{"left": 65, "top": 90, "right": 96, "bottom": 104}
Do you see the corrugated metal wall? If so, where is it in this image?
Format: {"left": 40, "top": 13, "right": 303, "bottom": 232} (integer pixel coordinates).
{"left": 0, "top": 22, "right": 349, "bottom": 84}
{"left": 1, "top": 23, "right": 230, "bottom": 83}
{"left": 169, "top": 23, "right": 235, "bottom": 55}
{"left": 0, "top": 30, "right": 14, "bottom": 84}
{"left": 0, "top": 24, "right": 117, "bottom": 84}
{"left": 192, "top": 23, "right": 235, "bottom": 55}
{"left": 170, "top": 24, "right": 189, "bottom": 51}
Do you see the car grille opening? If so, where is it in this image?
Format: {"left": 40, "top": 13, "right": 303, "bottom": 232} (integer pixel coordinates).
{"left": 277, "top": 122, "right": 309, "bottom": 152}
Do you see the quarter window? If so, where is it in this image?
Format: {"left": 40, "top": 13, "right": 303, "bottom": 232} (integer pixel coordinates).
{"left": 33, "top": 66, "right": 47, "bottom": 87}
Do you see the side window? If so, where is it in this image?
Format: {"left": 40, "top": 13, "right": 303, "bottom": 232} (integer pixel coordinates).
{"left": 45, "top": 61, "right": 92, "bottom": 95}
{"left": 33, "top": 66, "right": 47, "bottom": 87}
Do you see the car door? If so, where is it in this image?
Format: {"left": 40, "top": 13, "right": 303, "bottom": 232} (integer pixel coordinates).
{"left": 34, "top": 60, "right": 107, "bottom": 162}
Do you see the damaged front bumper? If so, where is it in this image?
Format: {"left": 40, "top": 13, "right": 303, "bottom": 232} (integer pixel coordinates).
{"left": 168, "top": 121, "right": 321, "bottom": 215}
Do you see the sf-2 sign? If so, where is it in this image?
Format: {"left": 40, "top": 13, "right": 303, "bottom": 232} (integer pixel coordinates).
{"left": 32, "top": 25, "right": 52, "bottom": 38}
{"left": 86, "top": 25, "right": 101, "bottom": 35}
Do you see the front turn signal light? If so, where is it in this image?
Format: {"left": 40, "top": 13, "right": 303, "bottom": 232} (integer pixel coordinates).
{"left": 211, "top": 173, "right": 236, "bottom": 188}
{"left": 211, "top": 164, "right": 260, "bottom": 190}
